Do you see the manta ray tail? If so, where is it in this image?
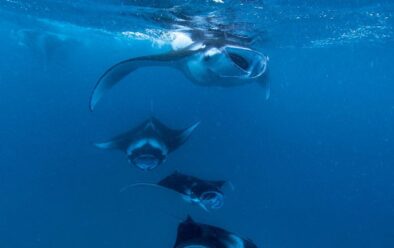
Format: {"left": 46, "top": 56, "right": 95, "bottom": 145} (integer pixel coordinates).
{"left": 89, "top": 51, "right": 190, "bottom": 111}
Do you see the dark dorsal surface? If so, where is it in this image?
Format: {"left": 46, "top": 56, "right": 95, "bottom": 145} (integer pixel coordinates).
{"left": 149, "top": 117, "right": 200, "bottom": 152}
{"left": 94, "top": 117, "right": 199, "bottom": 152}
{"left": 173, "top": 216, "right": 258, "bottom": 248}
{"left": 94, "top": 119, "right": 152, "bottom": 150}
{"left": 158, "top": 171, "right": 225, "bottom": 197}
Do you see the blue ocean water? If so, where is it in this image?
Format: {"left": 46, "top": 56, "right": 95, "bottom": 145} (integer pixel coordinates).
{"left": 0, "top": 0, "right": 393, "bottom": 248}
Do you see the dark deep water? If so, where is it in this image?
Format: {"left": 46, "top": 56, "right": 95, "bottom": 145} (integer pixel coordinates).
{"left": 0, "top": 1, "right": 394, "bottom": 248}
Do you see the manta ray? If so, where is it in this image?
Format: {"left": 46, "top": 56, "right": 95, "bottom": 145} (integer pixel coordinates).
{"left": 14, "top": 28, "right": 79, "bottom": 65}
{"left": 173, "top": 216, "right": 258, "bottom": 248}
{"left": 94, "top": 117, "right": 199, "bottom": 171}
{"left": 121, "top": 171, "right": 228, "bottom": 211}
{"left": 89, "top": 32, "right": 269, "bottom": 110}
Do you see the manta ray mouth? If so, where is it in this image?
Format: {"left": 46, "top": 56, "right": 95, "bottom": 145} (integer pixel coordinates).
{"left": 224, "top": 45, "right": 268, "bottom": 78}
{"left": 199, "top": 191, "right": 224, "bottom": 209}
{"left": 128, "top": 146, "right": 166, "bottom": 171}
{"left": 131, "top": 154, "right": 161, "bottom": 171}
{"left": 176, "top": 240, "right": 211, "bottom": 248}
{"left": 228, "top": 52, "right": 250, "bottom": 70}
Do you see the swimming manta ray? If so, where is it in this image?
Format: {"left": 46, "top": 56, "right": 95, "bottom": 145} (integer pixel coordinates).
{"left": 121, "top": 171, "right": 228, "bottom": 211}
{"left": 158, "top": 171, "right": 227, "bottom": 211}
{"left": 173, "top": 216, "right": 258, "bottom": 248}
{"left": 14, "top": 28, "right": 79, "bottom": 67}
{"left": 94, "top": 117, "right": 199, "bottom": 171}
{"left": 89, "top": 33, "right": 269, "bottom": 110}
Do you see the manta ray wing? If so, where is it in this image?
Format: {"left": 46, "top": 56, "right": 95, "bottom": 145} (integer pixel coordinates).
{"left": 175, "top": 217, "right": 258, "bottom": 248}
{"left": 174, "top": 217, "right": 233, "bottom": 248}
{"left": 89, "top": 49, "right": 196, "bottom": 111}
{"left": 173, "top": 216, "right": 204, "bottom": 248}
{"left": 94, "top": 119, "right": 149, "bottom": 150}
{"left": 169, "top": 121, "right": 200, "bottom": 151}
{"left": 151, "top": 118, "right": 200, "bottom": 152}
{"left": 157, "top": 172, "right": 185, "bottom": 193}
{"left": 94, "top": 130, "right": 135, "bottom": 150}
{"left": 209, "top": 180, "right": 227, "bottom": 189}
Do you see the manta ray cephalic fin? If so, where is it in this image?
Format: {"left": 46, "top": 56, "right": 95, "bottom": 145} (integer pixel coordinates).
{"left": 259, "top": 68, "right": 270, "bottom": 100}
